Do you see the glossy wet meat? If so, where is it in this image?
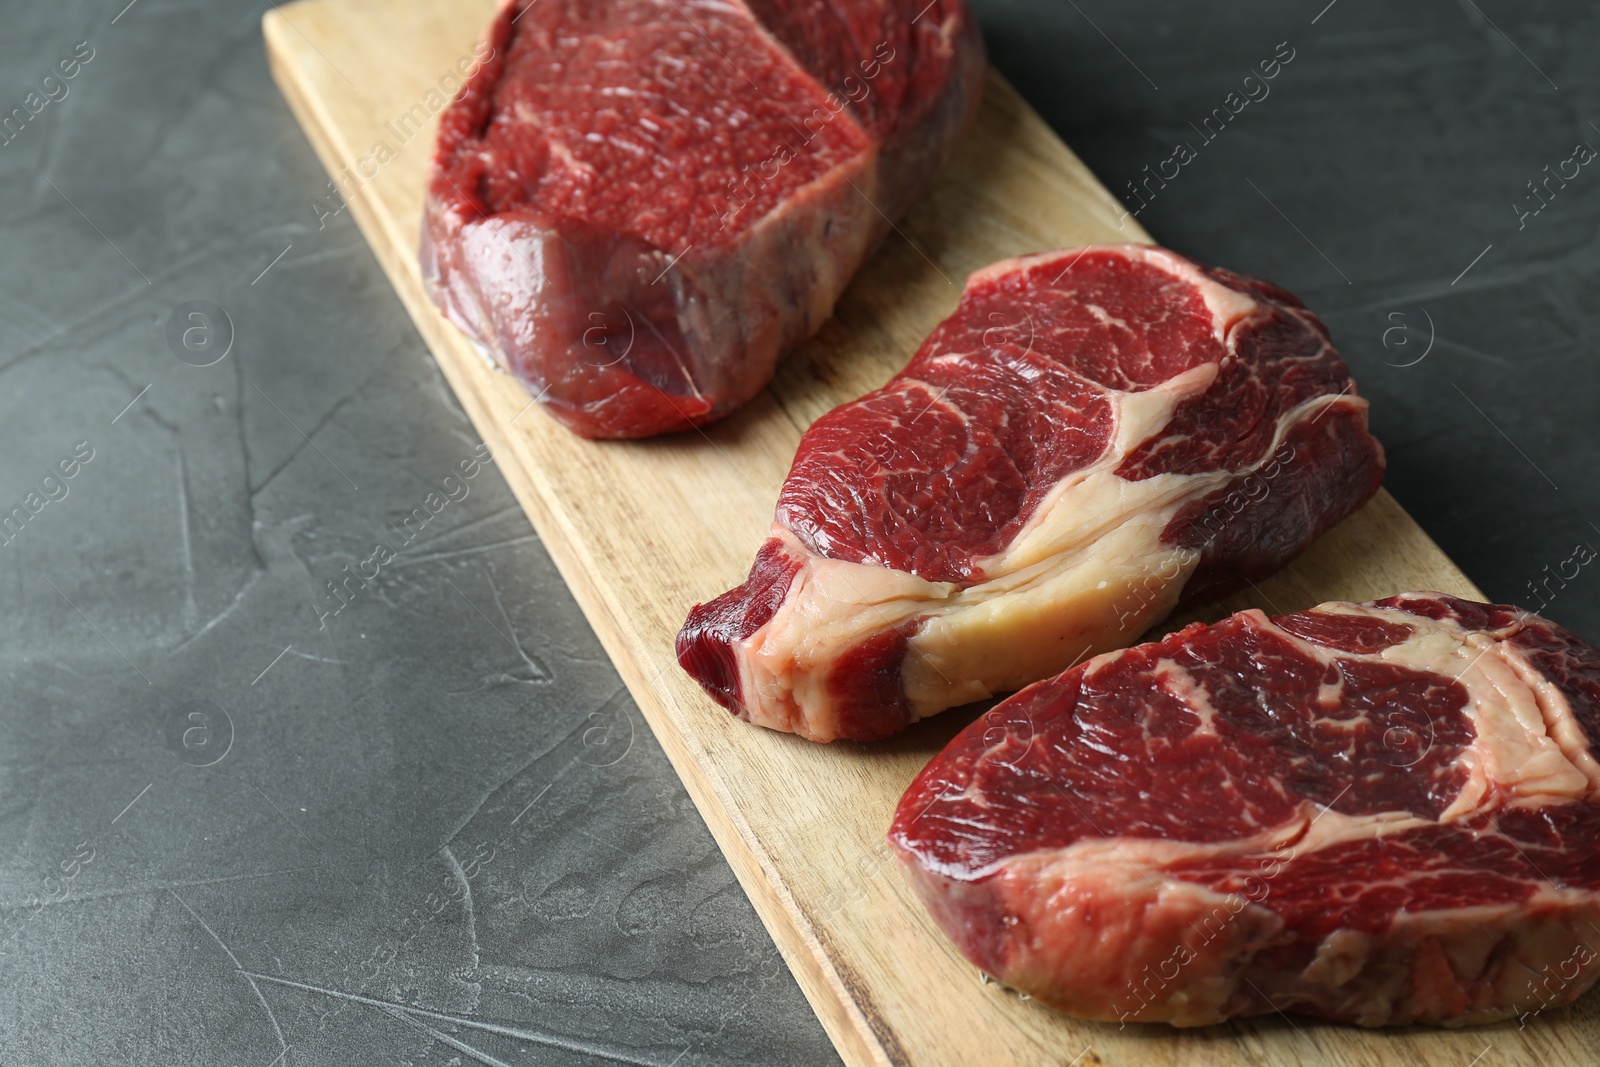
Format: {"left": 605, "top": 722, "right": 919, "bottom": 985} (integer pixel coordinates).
{"left": 891, "top": 594, "right": 1600, "bottom": 1027}
{"left": 678, "top": 245, "right": 1384, "bottom": 741}
{"left": 422, "top": 0, "right": 986, "bottom": 438}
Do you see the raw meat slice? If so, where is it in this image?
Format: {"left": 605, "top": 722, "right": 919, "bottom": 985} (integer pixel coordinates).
{"left": 421, "top": 0, "right": 985, "bottom": 439}
{"left": 677, "top": 245, "right": 1384, "bottom": 741}
{"left": 890, "top": 593, "right": 1600, "bottom": 1027}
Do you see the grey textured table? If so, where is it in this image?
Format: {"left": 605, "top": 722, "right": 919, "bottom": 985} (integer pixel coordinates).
{"left": 1, "top": 2, "right": 1595, "bottom": 1064}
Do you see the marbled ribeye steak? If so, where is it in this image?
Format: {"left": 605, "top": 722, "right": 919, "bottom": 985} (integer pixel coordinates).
{"left": 679, "top": 244, "right": 1385, "bottom": 741}
{"left": 422, "top": 0, "right": 986, "bottom": 438}
{"left": 891, "top": 594, "right": 1600, "bottom": 1027}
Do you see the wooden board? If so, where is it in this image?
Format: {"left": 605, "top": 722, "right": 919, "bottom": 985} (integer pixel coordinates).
{"left": 264, "top": 3, "right": 1599, "bottom": 1063}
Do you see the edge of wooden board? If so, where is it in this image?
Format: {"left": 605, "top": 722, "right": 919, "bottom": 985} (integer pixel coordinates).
{"left": 261, "top": 14, "right": 891, "bottom": 1062}
{"left": 261, "top": 5, "right": 1513, "bottom": 1065}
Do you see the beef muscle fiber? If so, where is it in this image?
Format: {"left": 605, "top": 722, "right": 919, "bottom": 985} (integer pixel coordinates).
{"left": 891, "top": 594, "right": 1600, "bottom": 1027}
{"left": 422, "top": 0, "right": 986, "bottom": 439}
{"left": 678, "top": 245, "right": 1385, "bottom": 741}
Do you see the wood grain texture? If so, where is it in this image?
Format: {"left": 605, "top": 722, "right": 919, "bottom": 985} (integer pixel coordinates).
{"left": 263, "top": 2, "right": 1599, "bottom": 1063}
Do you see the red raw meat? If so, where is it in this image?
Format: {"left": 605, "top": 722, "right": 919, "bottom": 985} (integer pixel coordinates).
{"left": 678, "top": 245, "right": 1384, "bottom": 741}
{"left": 422, "top": 0, "right": 985, "bottom": 438}
{"left": 891, "top": 594, "right": 1600, "bottom": 1027}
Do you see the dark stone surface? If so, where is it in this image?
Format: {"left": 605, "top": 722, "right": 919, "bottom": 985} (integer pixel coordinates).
{"left": 0, "top": 1, "right": 1594, "bottom": 1064}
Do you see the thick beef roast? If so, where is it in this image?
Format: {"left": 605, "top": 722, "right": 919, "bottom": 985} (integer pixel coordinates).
{"left": 678, "top": 245, "right": 1384, "bottom": 741}
{"left": 422, "top": 0, "right": 985, "bottom": 438}
{"left": 891, "top": 594, "right": 1600, "bottom": 1027}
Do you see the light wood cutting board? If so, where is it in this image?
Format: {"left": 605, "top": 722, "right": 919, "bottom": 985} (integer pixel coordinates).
{"left": 263, "top": 2, "right": 1599, "bottom": 1063}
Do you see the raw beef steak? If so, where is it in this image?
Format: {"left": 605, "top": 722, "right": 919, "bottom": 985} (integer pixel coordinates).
{"left": 678, "top": 245, "right": 1384, "bottom": 741}
{"left": 422, "top": 0, "right": 985, "bottom": 438}
{"left": 891, "top": 594, "right": 1600, "bottom": 1027}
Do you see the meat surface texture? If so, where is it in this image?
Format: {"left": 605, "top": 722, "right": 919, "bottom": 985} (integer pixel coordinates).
{"left": 890, "top": 594, "right": 1600, "bottom": 1027}
{"left": 421, "top": 0, "right": 986, "bottom": 438}
{"left": 678, "top": 245, "right": 1385, "bottom": 741}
